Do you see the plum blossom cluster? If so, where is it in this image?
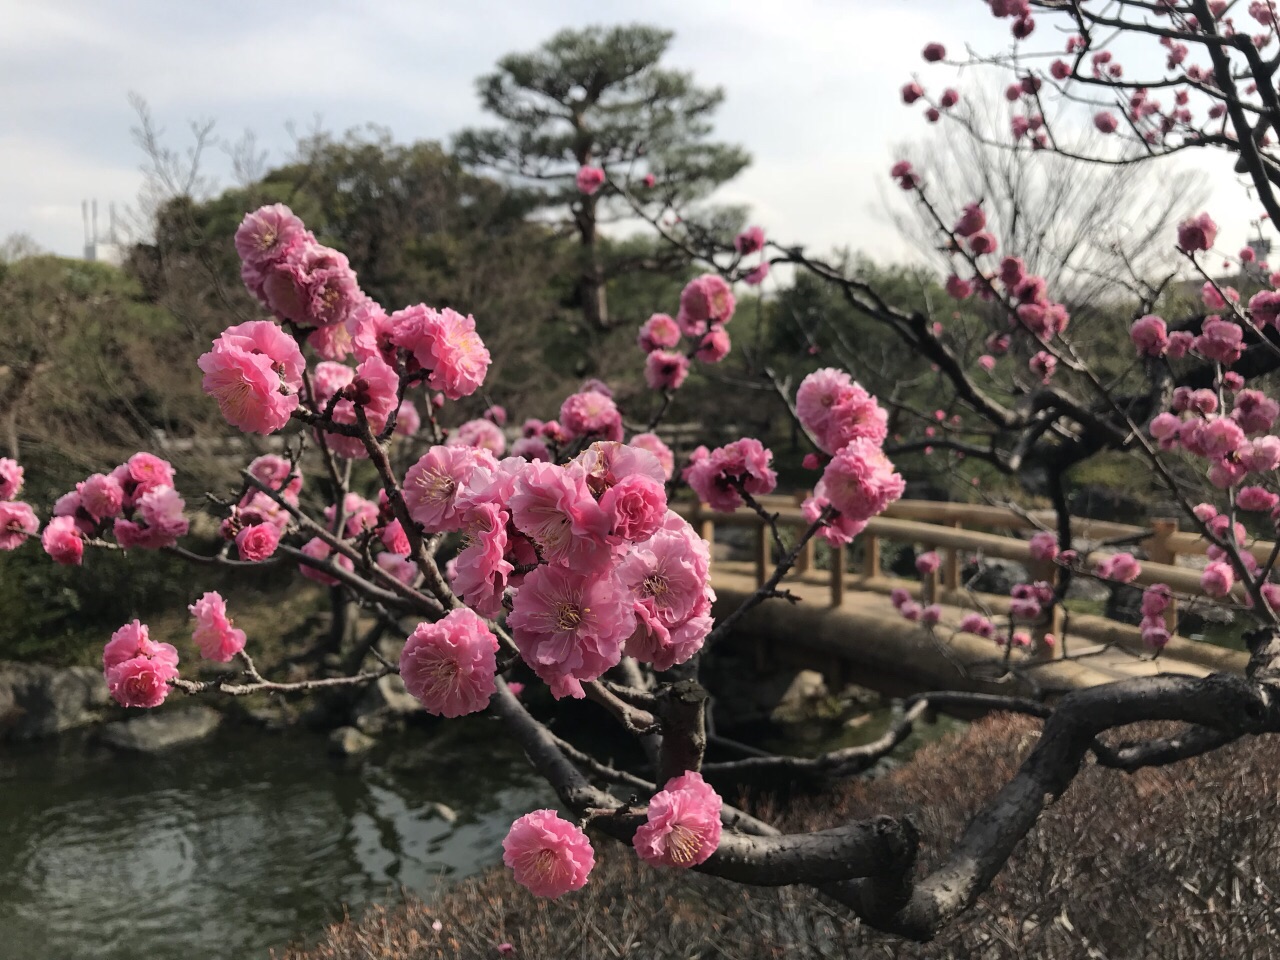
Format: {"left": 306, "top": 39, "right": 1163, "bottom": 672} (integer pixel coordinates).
{"left": 37, "top": 452, "right": 190, "bottom": 563}
{"left": 502, "top": 770, "right": 723, "bottom": 899}
{"left": 0, "top": 457, "right": 38, "bottom": 554}
{"left": 788, "top": 368, "right": 904, "bottom": 546}
{"left": 636, "top": 272, "right": 738, "bottom": 391}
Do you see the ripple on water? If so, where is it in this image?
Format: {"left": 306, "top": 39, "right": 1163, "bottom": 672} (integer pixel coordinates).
{"left": 0, "top": 721, "right": 553, "bottom": 960}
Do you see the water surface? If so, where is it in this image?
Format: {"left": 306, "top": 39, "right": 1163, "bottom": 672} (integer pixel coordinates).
{"left": 0, "top": 718, "right": 551, "bottom": 960}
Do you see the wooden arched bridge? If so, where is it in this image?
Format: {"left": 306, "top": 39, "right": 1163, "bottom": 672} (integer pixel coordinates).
{"left": 673, "top": 496, "right": 1250, "bottom": 699}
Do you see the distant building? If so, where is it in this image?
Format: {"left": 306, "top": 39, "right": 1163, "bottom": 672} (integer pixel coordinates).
{"left": 81, "top": 199, "right": 123, "bottom": 266}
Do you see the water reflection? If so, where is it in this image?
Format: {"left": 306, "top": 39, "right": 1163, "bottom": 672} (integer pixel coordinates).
{"left": 0, "top": 717, "right": 552, "bottom": 960}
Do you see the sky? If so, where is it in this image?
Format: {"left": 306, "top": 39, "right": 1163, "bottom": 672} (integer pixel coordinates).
{"left": 0, "top": 0, "right": 1264, "bottom": 268}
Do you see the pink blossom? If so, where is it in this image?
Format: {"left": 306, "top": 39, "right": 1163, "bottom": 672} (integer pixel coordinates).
{"left": 76, "top": 473, "right": 122, "bottom": 522}
{"left": 629, "top": 433, "right": 675, "bottom": 480}
{"left": 1239, "top": 486, "right": 1279, "bottom": 511}
{"left": 297, "top": 536, "right": 354, "bottom": 585}
{"left": 503, "top": 809, "right": 594, "bottom": 898}
{"left": 677, "top": 275, "right": 736, "bottom": 333}
{"left": 969, "top": 232, "right": 998, "bottom": 255}
{"left": 234, "top": 203, "right": 306, "bottom": 271}
{"left": 198, "top": 321, "right": 306, "bottom": 434}
{"left": 103, "top": 620, "right": 179, "bottom": 709}
{"left": 634, "top": 770, "right": 722, "bottom": 868}
{"left": 743, "top": 262, "right": 770, "bottom": 285}
{"left": 507, "top": 564, "right": 636, "bottom": 699}
{"left": 347, "top": 300, "right": 397, "bottom": 365}
{"left": 450, "top": 502, "right": 513, "bottom": 618}
{"left": 1249, "top": 289, "right": 1280, "bottom": 327}
{"left": 114, "top": 486, "right": 189, "bottom": 549}
{"left": 696, "top": 327, "right": 731, "bottom": 364}
{"left": 559, "top": 390, "right": 623, "bottom": 442}
{"left": 189, "top": 591, "right": 247, "bottom": 662}
{"left": 1030, "top": 352, "right": 1056, "bottom": 384}
{"left": 510, "top": 461, "right": 610, "bottom": 567}
{"left": 571, "top": 440, "right": 667, "bottom": 498}
{"left": 1028, "top": 531, "right": 1059, "bottom": 562}
{"left": 890, "top": 160, "right": 919, "bottom": 190}
{"left": 307, "top": 321, "right": 353, "bottom": 361}
{"left": 795, "top": 369, "right": 888, "bottom": 455}
{"left": 915, "top": 551, "right": 941, "bottom": 575}
{"left": 1149, "top": 412, "right": 1181, "bottom": 443}
{"left": 820, "top": 439, "right": 905, "bottom": 524}
{"left": 1142, "top": 584, "right": 1172, "bottom": 620}
{"left": 395, "top": 400, "right": 421, "bottom": 437}
{"left": 1194, "top": 317, "right": 1244, "bottom": 364}
{"left": 576, "top": 166, "right": 606, "bottom": 195}
{"left": 0, "top": 457, "right": 23, "bottom": 501}
{"left": 404, "top": 445, "right": 496, "bottom": 533}
{"left": 248, "top": 454, "right": 302, "bottom": 503}
{"left": 953, "top": 204, "right": 987, "bottom": 238}
{"left": 1130, "top": 315, "right": 1169, "bottom": 357}
{"left": 638, "top": 314, "right": 681, "bottom": 353}
{"left": 945, "top": 274, "right": 973, "bottom": 300}
{"left": 601, "top": 474, "right": 667, "bottom": 543}
{"left": 376, "top": 552, "right": 418, "bottom": 588}
{"left": 0, "top": 501, "right": 38, "bottom": 550}
{"left": 734, "top": 226, "right": 765, "bottom": 254}
{"left": 235, "top": 522, "right": 281, "bottom": 562}
{"left": 323, "top": 492, "right": 379, "bottom": 539}
{"left": 400, "top": 609, "right": 498, "bottom": 717}
{"left": 1201, "top": 561, "right": 1235, "bottom": 597}
{"left": 40, "top": 515, "right": 83, "bottom": 565}
{"left": 684, "top": 438, "right": 777, "bottom": 513}
{"left": 380, "top": 519, "right": 411, "bottom": 556}
{"left": 1141, "top": 617, "right": 1171, "bottom": 651}
{"left": 619, "top": 524, "right": 712, "bottom": 630}
{"left": 1232, "top": 390, "right": 1279, "bottom": 434}
{"left": 511, "top": 436, "right": 551, "bottom": 461}
{"left": 902, "top": 82, "right": 924, "bottom": 104}
{"left": 1094, "top": 111, "right": 1119, "bottom": 133}
{"left": 1097, "top": 552, "right": 1142, "bottom": 583}
{"left": 447, "top": 418, "right": 507, "bottom": 457}
{"left": 390, "top": 306, "right": 490, "bottom": 401}
{"left": 645, "top": 350, "right": 690, "bottom": 390}
{"left": 958, "top": 612, "right": 995, "bottom": 638}
{"left": 1242, "top": 436, "right": 1280, "bottom": 472}
{"left": 1177, "top": 212, "right": 1218, "bottom": 253}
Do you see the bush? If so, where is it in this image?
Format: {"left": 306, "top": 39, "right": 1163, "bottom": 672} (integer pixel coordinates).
{"left": 276, "top": 714, "right": 1280, "bottom": 959}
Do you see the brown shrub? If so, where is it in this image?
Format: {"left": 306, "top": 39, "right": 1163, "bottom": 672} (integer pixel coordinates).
{"left": 276, "top": 715, "right": 1280, "bottom": 959}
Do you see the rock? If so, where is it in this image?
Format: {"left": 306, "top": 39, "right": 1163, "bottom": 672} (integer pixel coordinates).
{"left": 100, "top": 706, "right": 222, "bottom": 753}
{"left": 329, "top": 725, "right": 375, "bottom": 756}
{"left": 1070, "top": 485, "right": 1149, "bottom": 524}
{"left": 427, "top": 802, "right": 457, "bottom": 824}
{"left": 353, "top": 675, "right": 423, "bottom": 734}
{"left": 1064, "top": 574, "right": 1110, "bottom": 604}
{"left": 963, "top": 558, "right": 1027, "bottom": 596}
{"left": 771, "top": 670, "right": 829, "bottom": 724}
{"left": 1105, "top": 583, "right": 1145, "bottom": 625}
{"left": 0, "top": 662, "right": 111, "bottom": 741}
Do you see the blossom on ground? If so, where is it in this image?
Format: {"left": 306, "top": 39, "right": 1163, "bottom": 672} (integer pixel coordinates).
{"left": 399, "top": 609, "right": 498, "bottom": 717}
{"left": 189, "top": 591, "right": 247, "bottom": 662}
{"left": 502, "top": 810, "right": 594, "bottom": 898}
{"left": 634, "top": 771, "right": 722, "bottom": 868}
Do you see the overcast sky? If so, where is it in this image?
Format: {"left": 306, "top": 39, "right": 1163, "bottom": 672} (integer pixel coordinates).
{"left": 0, "top": 0, "right": 1263, "bottom": 269}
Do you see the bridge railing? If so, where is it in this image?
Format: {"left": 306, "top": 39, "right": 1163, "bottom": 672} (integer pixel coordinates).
{"left": 677, "top": 495, "right": 1265, "bottom": 660}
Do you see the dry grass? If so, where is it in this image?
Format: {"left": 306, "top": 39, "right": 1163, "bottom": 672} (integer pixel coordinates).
{"left": 276, "top": 714, "right": 1280, "bottom": 959}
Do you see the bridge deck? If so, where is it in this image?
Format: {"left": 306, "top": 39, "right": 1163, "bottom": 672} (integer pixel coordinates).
{"left": 708, "top": 560, "right": 1245, "bottom": 699}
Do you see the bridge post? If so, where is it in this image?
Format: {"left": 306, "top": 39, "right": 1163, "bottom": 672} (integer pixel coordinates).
{"left": 863, "top": 535, "right": 881, "bottom": 581}
{"left": 943, "top": 519, "right": 962, "bottom": 595}
{"left": 754, "top": 524, "right": 769, "bottom": 588}
{"left": 1146, "top": 518, "right": 1180, "bottom": 633}
{"left": 830, "top": 545, "right": 846, "bottom": 607}
{"left": 694, "top": 502, "right": 715, "bottom": 574}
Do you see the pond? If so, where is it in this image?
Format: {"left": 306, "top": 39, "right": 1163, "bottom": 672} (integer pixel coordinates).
{"left": 0, "top": 718, "right": 553, "bottom": 960}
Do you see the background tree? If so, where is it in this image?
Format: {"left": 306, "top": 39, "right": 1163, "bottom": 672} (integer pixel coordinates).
{"left": 453, "top": 23, "right": 749, "bottom": 332}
